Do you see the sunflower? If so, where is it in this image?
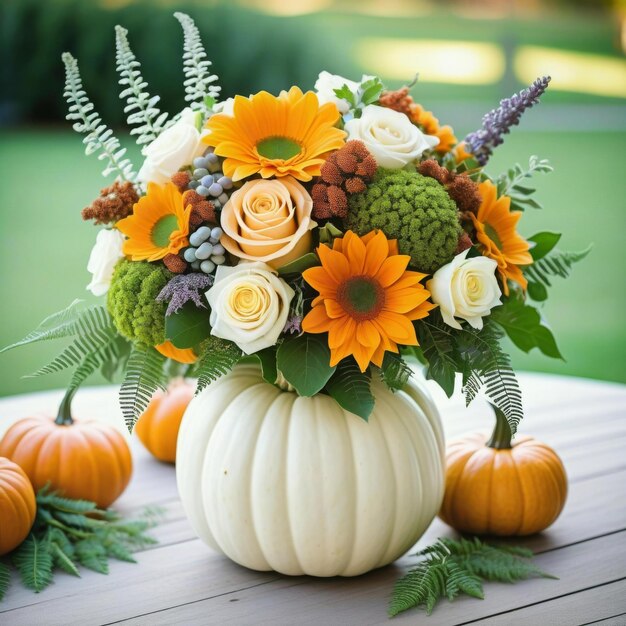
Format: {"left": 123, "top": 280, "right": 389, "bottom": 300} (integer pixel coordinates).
{"left": 470, "top": 180, "right": 532, "bottom": 296}
{"left": 302, "top": 230, "right": 435, "bottom": 372}
{"left": 116, "top": 182, "right": 191, "bottom": 262}
{"left": 204, "top": 87, "right": 346, "bottom": 182}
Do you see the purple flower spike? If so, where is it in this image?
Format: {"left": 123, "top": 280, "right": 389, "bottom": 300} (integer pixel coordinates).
{"left": 157, "top": 273, "right": 214, "bottom": 316}
{"left": 464, "top": 76, "right": 551, "bottom": 166}
{"left": 283, "top": 314, "right": 302, "bottom": 335}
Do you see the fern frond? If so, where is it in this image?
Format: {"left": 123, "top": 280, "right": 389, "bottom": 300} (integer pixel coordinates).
{"left": 74, "top": 539, "right": 108, "bottom": 574}
{"left": 416, "top": 318, "right": 458, "bottom": 397}
{"left": 115, "top": 25, "right": 168, "bottom": 145}
{"left": 12, "top": 536, "right": 54, "bottom": 593}
{"left": 174, "top": 12, "right": 220, "bottom": 116}
{"left": 62, "top": 51, "right": 136, "bottom": 180}
{"left": 0, "top": 299, "right": 84, "bottom": 354}
{"left": 37, "top": 487, "right": 98, "bottom": 516}
{"left": 524, "top": 247, "right": 591, "bottom": 288}
{"left": 457, "top": 322, "right": 523, "bottom": 434}
{"left": 380, "top": 352, "right": 413, "bottom": 392}
{"left": 50, "top": 543, "right": 80, "bottom": 577}
{"left": 0, "top": 562, "right": 10, "bottom": 601}
{"left": 192, "top": 336, "right": 241, "bottom": 394}
{"left": 119, "top": 345, "right": 167, "bottom": 432}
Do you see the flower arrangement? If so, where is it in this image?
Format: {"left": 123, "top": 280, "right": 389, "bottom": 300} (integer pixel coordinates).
{"left": 3, "top": 13, "right": 587, "bottom": 435}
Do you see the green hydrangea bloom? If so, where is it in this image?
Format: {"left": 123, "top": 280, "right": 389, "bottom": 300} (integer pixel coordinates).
{"left": 345, "top": 168, "right": 461, "bottom": 274}
{"left": 107, "top": 260, "right": 172, "bottom": 347}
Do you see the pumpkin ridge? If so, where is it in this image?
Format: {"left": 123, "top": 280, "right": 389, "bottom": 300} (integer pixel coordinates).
{"left": 367, "top": 401, "right": 399, "bottom": 569}
{"left": 507, "top": 451, "right": 526, "bottom": 535}
{"left": 95, "top": 424, "right": 132, "bottom": 503}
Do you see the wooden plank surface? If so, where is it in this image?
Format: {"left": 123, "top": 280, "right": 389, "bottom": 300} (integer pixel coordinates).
{"left": 0, "top": 373, "right": 625, "bottom": 625}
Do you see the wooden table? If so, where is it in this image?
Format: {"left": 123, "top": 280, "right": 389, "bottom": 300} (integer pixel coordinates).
{"left": 1, "top": 373, "right": 625, "bottom": 625}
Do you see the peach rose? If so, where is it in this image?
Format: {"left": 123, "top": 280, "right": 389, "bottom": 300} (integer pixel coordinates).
{"left": 220, "top": 176, "right": 315, "bottom": 268}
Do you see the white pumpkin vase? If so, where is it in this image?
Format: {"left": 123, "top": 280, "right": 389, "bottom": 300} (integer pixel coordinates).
{"left": 176, "top": 364, "right": 445, "bottom": 577}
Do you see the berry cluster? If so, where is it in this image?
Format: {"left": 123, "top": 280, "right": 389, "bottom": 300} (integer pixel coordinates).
{"left": 188, "top": 149, "right": 233, "bottom": 209}
{"left": 183, "top": 226, "right": 226, "bottom": 274}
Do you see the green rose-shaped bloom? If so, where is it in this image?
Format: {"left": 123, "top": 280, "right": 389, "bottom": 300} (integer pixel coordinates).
{"left": 345, "top": 168, "right": 461, "bottom": 274}
{"left": 107, "top": 259, "right": 173, "bottom": 347}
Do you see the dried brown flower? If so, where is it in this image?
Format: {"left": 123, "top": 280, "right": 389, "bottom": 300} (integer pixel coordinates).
{"left": 82, "top": 181, "right": 139, "bottom": 225}
{"left": 312, "top": 140, "right": 377, "bottom": 220}
{"left": 455, "top": 231, "right": 474, "bottom": 255}
{"left": 171, "top": 171, "right": 191, "bottom": 192}
{"left": 183, "top": 190, "right": 217, "bottom": 226}
{"left": 418, "top": 159, "right": 482, "bottom": 215}
{"left": 163, "top": 253, "right": 188, "bottom": 274}
{"left": 379, "top": 87, "right": 413, "bottom": 116}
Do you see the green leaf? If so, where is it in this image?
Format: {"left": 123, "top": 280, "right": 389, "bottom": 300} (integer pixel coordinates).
{"left": 12, "top": 536, "right": 54, "bottom": 593}
{"left": 75, "top": 540, "right": 108, "bottom": 574}
{"left": 318, "top": 222, "right": 343, "bottom": 245}
{"left": 254, "top": 347, "right": 278, "bottom": 385}
{"left": 380, "top": 352, "right": 413, "bottom": 392}
{"left": 119, "top": 345, "right": 167, "bottom": 432}
{"left": 165, "top": 301, "right": 211, "bottom": 349}
{"left": 51, "top": 543, "right": 80, "bottom": 577}
{"left": 359, "top": 77, "right": 385, "bottom": 105}
{"left": 527, "top": 281, "right": 548, "bottom": 302}
{"left": 528, "top": 232, "right": 561, "bottom": 261}
{"left": 492, "top": 297, "right": 563, "bottom": 360}
{"left": 276, "top": 334, "right": 336, "bottom": 396}
{"left": 192, "top": 336, "right": 242, "bottom": 394}
{"left": 325, "top": 359, "right": 374, "bottom": 421}
{"left": 333, "top": 84, "right": 356, "bottom": 107}
{"left": 277, "top": 252, "right": 320, "bottom": 276}
{"left": 0, "top": 562, "right": 10, "bottom": 601}
{"left": 415, "top": 318, "right": 457, "bottom": 397}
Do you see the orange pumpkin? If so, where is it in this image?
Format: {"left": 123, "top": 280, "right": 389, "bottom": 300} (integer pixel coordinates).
{"left": 0, "top": 457, "right": 37, "bottom": 555}
{"left": 439, "top": 407, "right": 567, "bottom": 536}
{"left": 135, "top": 379, "right": 194, "bottom": 463}
{"left": 0, "top": 390, "right": 132, "bottom": 509}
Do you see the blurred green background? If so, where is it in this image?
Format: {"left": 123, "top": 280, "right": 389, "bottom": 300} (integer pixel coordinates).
{"left": 1, "top": 0, "right": 625, "bottom": 397}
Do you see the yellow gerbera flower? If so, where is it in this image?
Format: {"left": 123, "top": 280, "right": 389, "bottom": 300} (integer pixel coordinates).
{"left": 302, "top": 230, "right": 435, "bottom": 372}
{"left": 204, "top": 87, "right": 346, "bottom": 182}
{"left": 116, "top": 183, "right": 191, "bottom": 262}
{"left": 471, "top": 180, "right": 533, "bottom": 296}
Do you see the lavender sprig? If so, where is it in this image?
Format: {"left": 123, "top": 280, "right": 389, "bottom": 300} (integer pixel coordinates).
{"left": 464, "top": 76, "right": 551, "bottom": 166}
{"left": 157, "top": 273, "right": 214, "bottom": 316}
{"left": 283, "top": 314, "right": 302, "bottom": 335}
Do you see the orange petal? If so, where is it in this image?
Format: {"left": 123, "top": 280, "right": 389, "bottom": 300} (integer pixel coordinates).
{"left": 302, "top": 305, "right": 332, "bottom": 333}
{"left": 363, "top": 230, "right": 390, "bottom": 276}
{"left": 303, "top": 266, "right": 339, "bottom": 293}
{"left": 375, "top": 255, "right": 411, "bottom": 287}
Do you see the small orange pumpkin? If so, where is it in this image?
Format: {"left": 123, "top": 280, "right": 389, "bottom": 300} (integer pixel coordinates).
{"left": 0, "top": 389, "right": 132, "bottom": 509}
{"left": 0, "top": 457, "right": 37, "bottom": 555}
{"left": 135, "top": 379, "right": 194, "bottom": 463}
{"left": 439, "top": 407, "right": 567, "bottom": 536}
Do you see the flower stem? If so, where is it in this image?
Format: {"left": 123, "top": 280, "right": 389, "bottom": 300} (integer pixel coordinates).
{"left": 55, "top": 387, "right": 77, "bottom": 426}
{"left": 486, "top": 404, "right": 513, "bottom": 449}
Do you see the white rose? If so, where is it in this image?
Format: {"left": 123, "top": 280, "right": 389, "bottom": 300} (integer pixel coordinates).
{"left": 205, "top": 261, "right": 294, "bottom": 354}
{"left": 86, "top": 228, "right": 125, "bottom": 297}
{"left": 427, "top": 250, "right": 501, "bottom": 330}
{"left": 137, "top": 108, "right": 205, "bottom": 184}
{"left": 213, "top": 97, "right": 235, "bottom": 117}
{"left": 344, "top": 104, "right": 439, "bottom": 168}
{"left": 314, "top": 71, "right": 373, "bottom": 114}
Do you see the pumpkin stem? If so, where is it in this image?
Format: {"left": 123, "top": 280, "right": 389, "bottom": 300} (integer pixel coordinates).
{"left": 55, "top": 387, "right": 76, "bottom": 426}
{"left": 486, "top": 405, "right": 513, "bottom": 449}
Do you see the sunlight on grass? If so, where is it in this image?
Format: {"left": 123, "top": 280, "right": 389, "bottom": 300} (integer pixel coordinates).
{"left": 355, "top": 38, "right": 505, "bottom": 84}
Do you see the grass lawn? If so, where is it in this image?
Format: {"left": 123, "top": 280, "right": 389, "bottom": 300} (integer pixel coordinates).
{"left": 0, "top": 127, "right": 624, "bottom": 398}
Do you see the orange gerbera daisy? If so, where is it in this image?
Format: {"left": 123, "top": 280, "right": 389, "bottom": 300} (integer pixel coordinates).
{"left": 116, "top": 183, "right": 191, "bottom": 262}
{"left": 470, "top": 180, "right": 533, "bottom": 296}
{"left": 302, "top": 230, "right": 435, "bottom": 372}
{"left": 204, "top": 87, "right": 346, "bottom": 182}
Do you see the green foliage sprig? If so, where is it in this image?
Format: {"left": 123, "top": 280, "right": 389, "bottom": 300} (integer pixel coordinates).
{"left": 389, "top": 537, "right": 556, "bottom": 617}
{"left": 496, "top": 155, "right": 553, "bottom": 211}
{"left": 62, "top": 53, "right": 136, "bottom": 181}
{"left": 333, "top": 76, "right": 385, "bottom": 119}
{"left": 115, "top": 25, "right": 168, "bottom": 146}
{"left": 0, "top": 487, "right": 158, "bottom": 600}
{"left": 0, "top": 300, "right": 131, "bottom": 396}
{"left": 174, "top": 12, "right": 221, "bottom": 118}
{"left": 192, "top": 336, "right": 243, "bottom": 394}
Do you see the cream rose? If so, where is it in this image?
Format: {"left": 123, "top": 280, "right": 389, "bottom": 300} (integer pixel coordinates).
{"left": 220, "top": 176, "right": 315, "bottom": 269}
{"left": 314, "top": 71, "right": 373, "bottom": 114}
{"left": 86, "top": 228, "right": 125, "bottom": 297}
{"left": 137, "top": 108, "right": 205, "bottom": 184}
{"left": 205, "top": 262, "right": 294, "bottom": 354}
{"left": 427, "top": 250, "right": 502, "bottom": 330}
{"left": 344, "top": 104, "right": 439, "bottom": 168}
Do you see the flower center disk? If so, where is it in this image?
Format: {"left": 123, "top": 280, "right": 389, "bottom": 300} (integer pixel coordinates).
{"left": 256, "top": 136, "right": 302, "bottom": 161}
{"left": 151, "top": 215, "right": 179, "bottom": 247}
{"left": 337, "top": 276, "right": 385, "bottom": 321}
